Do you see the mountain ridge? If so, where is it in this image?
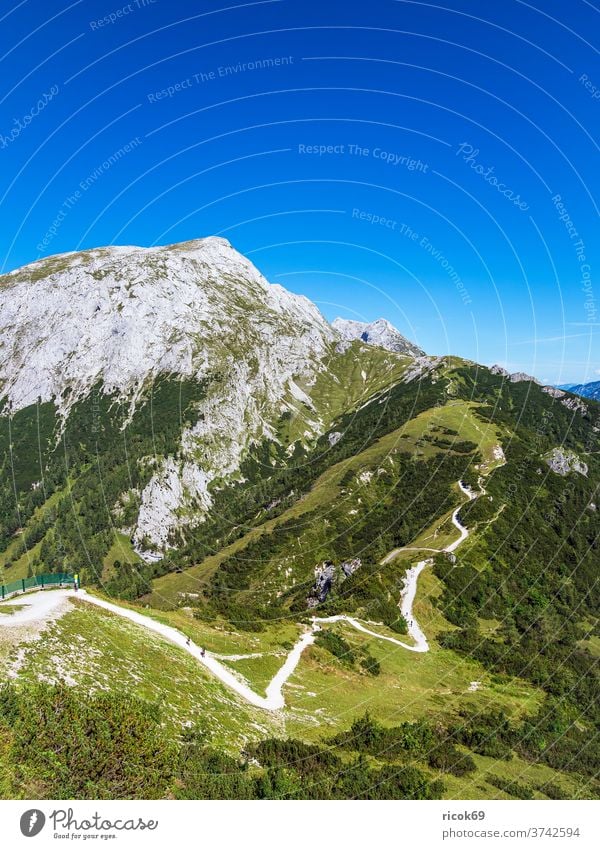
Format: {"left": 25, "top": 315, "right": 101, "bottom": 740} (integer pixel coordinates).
{"left": 0, "top": 238, "right": 421, "bottom": 561}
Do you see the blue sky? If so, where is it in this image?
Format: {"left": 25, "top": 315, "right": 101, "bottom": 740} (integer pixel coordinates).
{"left": 0, "top": 0, "right": 598, "bottom": 383}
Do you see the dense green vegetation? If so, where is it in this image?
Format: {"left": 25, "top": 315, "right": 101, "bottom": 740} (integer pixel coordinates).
{"left": 200, "top": 449, "right": 472, "bottom": 629}
{"left": 149, "top": 375, "right": 450, "bottom": 581}
{"left": 0, "top": 682, "right": 173, "bottom": 799}
{"left": 431, "top": 372, "right": 600, "bottom": 788}
{"left": 2, "top": 684, "right": 596, "bottom": 800}
{"left": 1, "top": 361, "right": 598, "bottom": 799}
{"left": 0, "top": 683, "right": 442, "bottom": 800}
{"left": 314, "top": 629, "right": 381, "bottom": 675}
{"left": 0, "top": 378, "right": 207, "bottom": 587}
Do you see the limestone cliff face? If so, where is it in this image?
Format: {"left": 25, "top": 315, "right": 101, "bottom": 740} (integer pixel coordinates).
{"left": 0, "top": 238, "right": 427, "bottom": 560}
{"left": 0, "top": 238, "right": 335, "bottom": 557}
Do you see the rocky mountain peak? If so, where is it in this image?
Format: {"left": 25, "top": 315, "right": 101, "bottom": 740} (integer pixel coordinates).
{"left": 0, "top": 238, "right": 338, "bottom": 558}
{"left": 0, "top": 238, "right": 333, "bottom": 418}
{"left": 332, "top": 317, "right": 424, "bottom": 356}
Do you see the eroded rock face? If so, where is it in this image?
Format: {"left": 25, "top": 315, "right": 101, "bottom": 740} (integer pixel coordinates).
{"left": 0, "top": 237, "right": 337, "bottom": 560}
{"left": 490, "top": 365, "right": 543, "bottom": 384}
{"left": 560, "top": 395, "right": 588, "bottom": 416}
{"left": 490, "top": 364, "right": 541, "bottom": 384}
{"left": 542, "top": 386, "right": 588, "bottom": 416}
{"left": 509, "top": 371, "right": 542, "bottom": 385}
{"left": 490, "top": 368, "right": 589, "bottom": 417}
{"left": 340, "top": 558, "right": 362, "bottom": 577}
{"left": 306, "top": 557, "right": 362, "bottom": 607}
{"left": 545, "top": 448, "right": 588, "bottom": 477}
{"left": 307, "top": 561, "right": 337, "bottom": 608}
{"left": 543, "top": 386, "right": 565, "bottom": 399}
{"left": 402, "top": 356, "right": 443, "bottom": 383}
{"left": 492, "top": 445, "right": 505, "bottom": 462}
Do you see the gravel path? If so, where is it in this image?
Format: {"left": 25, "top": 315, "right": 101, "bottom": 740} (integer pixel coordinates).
{"left": 0, "top": 480, "right": 481, "bottom": 710}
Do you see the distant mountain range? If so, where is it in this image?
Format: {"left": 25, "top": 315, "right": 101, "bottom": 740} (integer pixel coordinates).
{"left": 557, "top": 380, "right": 600, "bottom": 401}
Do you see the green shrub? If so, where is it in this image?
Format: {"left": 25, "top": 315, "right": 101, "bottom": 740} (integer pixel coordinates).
{"left": 360, "top": 655, "right": 381, "bottom": 676}
{"left": 0, "top": 683, "right": 175, "bottom": 799}
{"left": 487, "top": 775, "right": 534, "bottom": 800}
{"left": 314, "top": 629, "right": 355, "bottom": 664}
{"left": 427, "top": 741, "right": 476, "bottom": 777}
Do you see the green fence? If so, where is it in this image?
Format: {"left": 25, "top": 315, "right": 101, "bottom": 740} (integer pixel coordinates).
{"left": 0, "top": 573, "right": 76, "bottom": 600}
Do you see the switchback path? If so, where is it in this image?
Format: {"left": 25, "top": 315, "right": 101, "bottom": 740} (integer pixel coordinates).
{"left": 381, "top": 479, "right": 477, "bottom": 565}
{"left": 0, "top": 479, "right": 480, "bottom": 711}
{"left": 378, "top": 479, "right": 479, "bottom": 653}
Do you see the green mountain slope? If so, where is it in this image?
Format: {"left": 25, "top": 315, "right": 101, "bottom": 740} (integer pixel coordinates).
{"left": 0, "top": 241, "right": 598, "bottom": 800}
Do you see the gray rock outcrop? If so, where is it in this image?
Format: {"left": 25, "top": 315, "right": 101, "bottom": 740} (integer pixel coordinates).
{"left": 545, "top": 448, "right": 588, "bottom": 477}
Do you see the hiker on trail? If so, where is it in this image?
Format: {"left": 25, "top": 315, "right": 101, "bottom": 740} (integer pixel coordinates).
{"left": 201, "top": 647, "right": 206, "bottom": 658}
{"left": 186, "top": 636, "right": 191, "bottom": 646}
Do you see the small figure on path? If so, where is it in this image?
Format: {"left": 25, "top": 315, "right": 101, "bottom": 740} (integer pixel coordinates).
{"left": 201, "top": 647, "right": 206, "bottom": 658}
{"left": 186, "top": 636, "right": 191, "bottom": 646}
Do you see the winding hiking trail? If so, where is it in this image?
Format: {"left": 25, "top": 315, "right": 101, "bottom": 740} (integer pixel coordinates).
{"left": 379, "top": 478, "right": 479, "bottom": 653}
{"left": 381, "top": 479, "right": 477, "bottom": 564}
{"left": 0, "top": 479, "right": 480, "bottom": 712}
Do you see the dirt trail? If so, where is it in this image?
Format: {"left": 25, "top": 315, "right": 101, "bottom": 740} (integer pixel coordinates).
{"left": 0, "top": 479, "right": 483, "bottom": 710}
